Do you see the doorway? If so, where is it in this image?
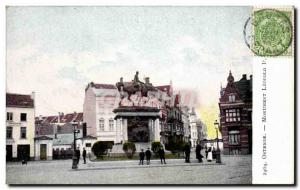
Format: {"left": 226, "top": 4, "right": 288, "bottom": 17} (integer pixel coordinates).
{"left": 17, "top": 145, "right": 30, "bottom": 161}
{"left": 6, "top": 145, "right": 13, "bottom": 161}
{"left": 40, "top": 144, "right": 47, "bottom": 160}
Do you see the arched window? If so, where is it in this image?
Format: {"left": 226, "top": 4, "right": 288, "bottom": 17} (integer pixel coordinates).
{"left": 99, "top": 118, "right": 104, "bottom": 131}
{"left": 109, "top": 119, "right": 114, "bottom": 131}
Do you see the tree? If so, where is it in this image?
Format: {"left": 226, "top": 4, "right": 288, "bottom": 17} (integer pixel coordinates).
{"left": 91, "top": 141, "right": 113, "bottom": 158}
{"left": 165, "top": 140, "right": 187, "bottom": 153}
{"left": 151, "top": 141, "right": 162, "bottom": 157}
{"left": 122, "top": 141, "right": 136, "bottom": 158}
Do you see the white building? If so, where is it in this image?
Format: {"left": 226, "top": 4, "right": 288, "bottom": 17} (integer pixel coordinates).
{"left": 189, "top": 107, "right": 198, "bottom": 148}
{"left": 83, "top": 82, "right": 120, "bottom": 143}
{"left": 181, "top": 106, "right": 190, "bottom": 143}
{"left": 6, "top": 92, "right": 35, "bottom": 161}
{"left": 196, "top": 119, "right": 208, "bottom": 143}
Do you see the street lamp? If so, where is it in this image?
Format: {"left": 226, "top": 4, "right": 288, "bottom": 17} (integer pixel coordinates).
{"left": 214, "top": 120, "right": 222, "bottom": 164}
{"left": 71, "top": 122, "right": 80, "bottom": 169}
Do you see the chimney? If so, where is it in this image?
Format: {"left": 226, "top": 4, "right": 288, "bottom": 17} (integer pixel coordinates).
{"left": 145, "top": 77, "right": 150, "bottom": 84}
{"left": 250, "top": 75, "right": 253, "bottom": 80}
{"left": 31, "top": 91, "right": 35, "bottom": 100}
{"left": 242, "top": 74, "right": 247, "bottom": 80}
{"left": 90, "top": 82, "right": 94, "bottom": 87}
{"left": 39, "top": 115, "right": 42, "bottom": 121}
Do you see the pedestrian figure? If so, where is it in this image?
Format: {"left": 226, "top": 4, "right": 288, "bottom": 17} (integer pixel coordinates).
{"left": 184, "top": 143, "right": 191, "bottom": 163}
{"left": 82, "top": 148, "right": 87, "bottom": 164}
{"left": 139, "top": 149, "right": 145, "bottom": 165}
{"left": 205, "top": 146, "right": 208, "bottom": 159}
{"left": 158, "top": 147, "right": 166, "bottom": 164}
{"left": 76, "top": 147, "right": 80, "bottom": 164}
{"left": 212, "top": 147, "right": 216, "bottom": 159}
{"left": 195, "top": 144, "right": 203, "bottom": 163}
{"left": 145, "top": 148, "right": 152, "bottom": 165}
{"left": 207, "top": 147, "right": 213, "bottom": 162}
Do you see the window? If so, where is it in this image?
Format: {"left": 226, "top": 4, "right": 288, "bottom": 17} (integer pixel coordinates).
{"left": 225, "top": 109, "right": 240, "bottom": 122}
{"left": 20, "top": 113, "right": 27, "bottom": 122}
{"left": 228, "top": 130, "right": 240, "bottom": 145}
{"left": 6, "top": 127, "right": 13, "bottom": 139}
{"left": 85, "top": 143, "right": 92, "bottom": 147}
{"left": 7, "top": 112, "right": 13, "bottom": 121}
{"left": 109, "top": 119, "right": 114, "bottom": 131}
{"left": 229, "top": 94, "right": 236, "bottom": 102}
{"left": 20, "top": 127, "right": 27, "bottom": 139}
{"left": 99, "top": 119, "right": 104, "bottom": 131}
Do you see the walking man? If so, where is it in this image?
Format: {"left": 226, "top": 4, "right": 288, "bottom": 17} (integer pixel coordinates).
{"left": 205, "top": 146, "right": 208, "bottom": 159}
{"left": 195, "top": 143, "right": 203, "bottom": 163}
{"left": 82, "top": 148, "right": 87, "bottom": 164}
{"left": 158, "top": 146, "right": 166, "bottom": 164}
{"left": 184, "top": 143, "right": 191, "bottom": 163}
{"left": 76, "top": 147, "right": 80, "bottom": 164}
{"left": 139, "top": 149, "right": 145, "bottom": 165}
{"left": 145, "top": 148, "right": 152, "bottom": 165}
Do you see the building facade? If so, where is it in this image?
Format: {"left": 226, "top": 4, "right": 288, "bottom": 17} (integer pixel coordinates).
{"left": 196, "top": 119, "right": 207, "bottom": 144}
{"left": 189, "top": 108, "right": 198, "bottom": 148}
{"left": 219, "top": 71, "right": 252, "bottom": 155}
{"left": 181, "top": 106, "right": 190, "bottom": 143}
{"left": 34, "top": 112, "right": 95, "bottom": 160}
{"left": 83, "top": 82, "right": 120, "bottom": 143}
{"left": 166, "top": 101, "right": 184, "bottom": 144}
{"left": 6, "top": 93, "right": 35, "bottom": 161}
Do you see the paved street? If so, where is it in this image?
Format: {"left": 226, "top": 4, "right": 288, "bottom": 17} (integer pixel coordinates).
{"left": 6, "top": 153, "right": 251, "bottom": 185}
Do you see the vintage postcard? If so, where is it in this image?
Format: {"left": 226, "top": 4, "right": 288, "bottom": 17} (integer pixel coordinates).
{"left": 5, "top": 6, "right": 295, "bottom": 185}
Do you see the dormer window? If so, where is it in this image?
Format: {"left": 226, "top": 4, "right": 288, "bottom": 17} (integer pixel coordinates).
{"left": 229, "top": 94, "right": 236, "bottom": 102}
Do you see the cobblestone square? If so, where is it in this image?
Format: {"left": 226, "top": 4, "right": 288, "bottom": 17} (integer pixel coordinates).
{"left": 6, "top": 154, "right": 251, "bottom": 184}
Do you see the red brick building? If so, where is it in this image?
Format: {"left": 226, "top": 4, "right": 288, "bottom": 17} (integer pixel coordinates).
{"left": 219, "top": 71, "right": 252, "bottom": 155}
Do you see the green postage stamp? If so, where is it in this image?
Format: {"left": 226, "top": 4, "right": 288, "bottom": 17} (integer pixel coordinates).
{"left": 252, "top": 8, "right": 293, "bottom": 56}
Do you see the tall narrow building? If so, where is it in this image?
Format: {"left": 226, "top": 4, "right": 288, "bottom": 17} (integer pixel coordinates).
{"left": 219, "top": 71, "right": 252, "bottom": 155}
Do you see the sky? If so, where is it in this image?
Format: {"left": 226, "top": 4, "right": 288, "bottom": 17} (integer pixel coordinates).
{"left": 6, "top": 6, "right": 253, "bottom": 139}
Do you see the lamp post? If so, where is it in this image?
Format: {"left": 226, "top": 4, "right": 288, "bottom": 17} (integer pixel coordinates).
{"left": 214, "top": 120, "right": 222, "bottom": 164}
{"left": 72, "top": 122, "right": 80, "bottom": 169}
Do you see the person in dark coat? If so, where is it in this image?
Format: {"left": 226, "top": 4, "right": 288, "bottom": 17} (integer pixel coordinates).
{"left": 158, "top": 147, "right": 166, "bottom": 164}
{"left": 205, "top": 146, "right": 208, "bottom": 159}
{"left": 145, "top": 148, "right": 152, "bottom": 165}
{"left": 195, "top": 144, "right": 203, "bottom": 163}
{"left": 139, "top": 149, "right": 145, "bottom": 165}
{"left": 184, "top": 143, "right": 191, "bottom": 163}
{"left": 76, "top": 148, "right": 80, "bottom": 164}
{"left": 82, "top": 148, "right": 87, "bottom": 164}
{"left": 212, "top": 147, "right": 216, "bottom": 159}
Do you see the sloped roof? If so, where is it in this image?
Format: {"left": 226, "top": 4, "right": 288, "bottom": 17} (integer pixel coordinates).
{"left": 6, "top": 93, "right": 34, "bottom": 108}
{"left": 93, "top": 83, "right": 116, "bottom": 89}
{"left": 36, "top": 112, "right": 83, "bottom": 125}
{"left": 234, "top": 76, "right": 252, "bottom": 103}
